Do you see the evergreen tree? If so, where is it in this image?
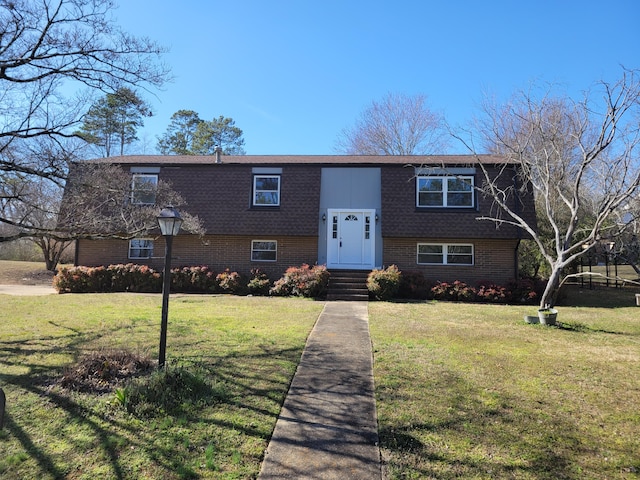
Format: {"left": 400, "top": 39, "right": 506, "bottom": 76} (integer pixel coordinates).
{"left": 77, "top": 87, "right": 151, "bottom": 157}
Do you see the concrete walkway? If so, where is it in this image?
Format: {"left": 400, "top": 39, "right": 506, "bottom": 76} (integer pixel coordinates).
{"left": 258, "top": 301, "right": 381, "bottom": 479}
{"left": 0, "top": 284, "right": 56, "bottom": 295}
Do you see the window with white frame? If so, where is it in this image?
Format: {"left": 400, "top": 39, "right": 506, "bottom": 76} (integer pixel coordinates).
{"left": 129, "top": 238, "right": 154, "bottom": 259}
{"left": 417, "top": 243, "right": 474, "bottom": 265}
{"left": 131, "top": 174, "right": 158, "bottom": 205}
{"left": 253, "top": 175, "right": 280, "bottom": 206}
{"left": 416, "top": 176, "right": 474, "bottom": 207}
{"left": 251, "top": 240, "right": 277, "bottom": 261}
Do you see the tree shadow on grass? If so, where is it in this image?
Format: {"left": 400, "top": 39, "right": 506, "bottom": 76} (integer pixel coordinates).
{"left": 0, "top": 326, "right": 307, "bottom": 479}
{"left": 555, "top": 321, "right": 638, "bottom": 335}
{"left": 377, "top": 371, "right": 592, "bottom": 479}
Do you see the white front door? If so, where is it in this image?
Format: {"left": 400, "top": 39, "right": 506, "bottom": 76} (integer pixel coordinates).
{"left": 326, "top": 209, "right": 375, "bottom": 269}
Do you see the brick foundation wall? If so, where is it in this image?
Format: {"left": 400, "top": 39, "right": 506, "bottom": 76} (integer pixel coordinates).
{"left": 78, "top": 235, "right": 518, "bottom": 285}
{"left": 383, "top": 237, "right": 519, "bottom": 285}
{"left": 77, "top": 235, "right": 319, "bottom": 280}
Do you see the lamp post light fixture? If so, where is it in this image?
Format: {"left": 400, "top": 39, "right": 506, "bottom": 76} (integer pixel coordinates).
{"left": 157, "top": 206, "right": 183, "bottom": 369}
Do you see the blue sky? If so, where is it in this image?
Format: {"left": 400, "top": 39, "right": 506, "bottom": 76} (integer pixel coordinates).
{"left": 114, "top": 1, "right": 640, "bottom": 155}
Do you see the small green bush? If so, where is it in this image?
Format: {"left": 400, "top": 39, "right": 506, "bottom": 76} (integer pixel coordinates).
{"left": 247, "top": 268, "right": 271, "bottom": 295}
{"left": 367, "top": 265, "right": 401, "bottom": 301}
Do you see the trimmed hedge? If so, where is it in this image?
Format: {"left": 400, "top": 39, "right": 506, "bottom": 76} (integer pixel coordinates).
{"left": 54, "top": 264, "right": 161, "bottom": 293}
{"left": 54, "top": 264, "right": 238, "bottom": 294}
{"left": 365, "top": 268, "right": 542, "bottom": 304}
{"left": 428, "top": 278, "right": 542, "bottom": 304}
{"left": 53, "top": 262, "right": 541, "bottom": 304}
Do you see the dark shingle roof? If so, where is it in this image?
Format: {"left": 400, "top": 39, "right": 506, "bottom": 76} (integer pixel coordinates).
{"left": 94, "top": 154, "right": 507, "bottom": 166}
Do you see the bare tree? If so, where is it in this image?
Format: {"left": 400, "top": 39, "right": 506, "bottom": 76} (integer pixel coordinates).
{"left": 59, "top": 162, "right": 203, "bottom": 242}
{"left": 458, "top": 69, "right": 640, "bottom": 309}
{"left": 335, "top": 92, "right": 449, "bottom": 155}
{"left": 0, "top": 0, "right": 170, "bottom": 245}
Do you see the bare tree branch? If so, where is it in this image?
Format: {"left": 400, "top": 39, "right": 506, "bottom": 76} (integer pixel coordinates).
{"left": 455, "top": 69, "right": 640, "bottom": 308}
{"left": 0, "top": 0, "right": 172, "bottom": 253}
{"left": 335, "top": 92, "right": 450, "bottom": 155}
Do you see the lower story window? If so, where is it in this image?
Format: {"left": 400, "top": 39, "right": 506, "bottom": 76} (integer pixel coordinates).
{"left": 417, "top": 243, "right": 474, "bottom": 265}
{"left": 251, "top": 240, "right": 277, "bottom": 261}
{"left": 129, "top": 238, "right": 153, "bottom": 259}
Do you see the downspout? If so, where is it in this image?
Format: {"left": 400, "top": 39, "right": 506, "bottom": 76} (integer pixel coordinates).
{"left": 74, "top": 239, "right": 80, "bottom": 266}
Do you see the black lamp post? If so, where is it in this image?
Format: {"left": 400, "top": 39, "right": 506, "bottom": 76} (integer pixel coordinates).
{"left": 157, "top": 206, "right": 183, "bottom": 369}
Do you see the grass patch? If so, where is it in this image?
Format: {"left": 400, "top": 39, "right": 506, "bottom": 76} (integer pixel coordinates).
{"left": 369, "top": 298, "right": 640, "bottom": 479}
{"left": 0, "top": 260, "right": 63, "bottom": 285}
{"left": 0, "top": 293, "right": 322, "bottom": 479}
{"left": 2, "top": 265, "right": 639, "bottom": 479}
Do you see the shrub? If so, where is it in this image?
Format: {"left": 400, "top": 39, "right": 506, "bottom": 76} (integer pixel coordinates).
{"left": 108, "top": 264, "right": 161, "bottom": 293}
{"left": 216, "top": 268, "right": 242, "bottom": 294}
{"left": 431, "top": 280, "right": 476, "bottom": 302}
{"left": 397, "top": 270, "right": 430, "bottom": 299}
{"left": 54, "top": 264, "right": 161, "bottom": 294}
{"left": 270, "top": 264, "right": 329, "bottom": 298}
{"left": 475, "top": 282, "right": 509, "bottom": 303}
{"left": 172, "top": 265, "right": 217, "bottom": 293}
{"left": 247, "top": 268, "right": 271, "bottom": 295}
{"left": 505, "top": 277, "right": 543, "bottom": 304}
{"left": 53, "top": 266, "right": 111, "bottom": 293}
{"left": 367, "top": 265, "right": 401, "bottom": 301}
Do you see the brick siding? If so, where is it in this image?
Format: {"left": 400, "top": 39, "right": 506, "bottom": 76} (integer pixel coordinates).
{"left": 383, "top": 237, "right": 519, "bottom": 285}
{"left": 77, "top": 235, "right": 318, "bottom": 280}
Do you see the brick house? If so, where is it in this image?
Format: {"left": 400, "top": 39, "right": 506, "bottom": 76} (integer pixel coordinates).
{"left": 73, "top": 154, "right": 536, "bottom": 285}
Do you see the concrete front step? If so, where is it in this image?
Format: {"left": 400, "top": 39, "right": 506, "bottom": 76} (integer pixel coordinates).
{"left": 326, "top": 269, "right": 370, "bottom": 301}
{"left": 326, "top": 293, "right": 370, "bottom": 301}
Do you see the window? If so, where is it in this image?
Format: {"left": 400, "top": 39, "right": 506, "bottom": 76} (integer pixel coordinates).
{"left": 131, "top": 174, "right": 158, "bottom": 205}
{"left": 129, "top": 238, "right": 154, "bottom": 259}
{"left": 251, "top": 240, "right": 277, "bottom": 261}
{"left": 417, "top": 243, "right": 474, "bottom": 265}
{"left": 253, "top": 175, "right": 280, "bottom": 206}
{"left": 417, "top": 176, "right": 474, "bottom": 207}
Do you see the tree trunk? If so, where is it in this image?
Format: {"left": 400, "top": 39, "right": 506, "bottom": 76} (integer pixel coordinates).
{"left": 540, "top": 266, "right": 563, "bottom": 309}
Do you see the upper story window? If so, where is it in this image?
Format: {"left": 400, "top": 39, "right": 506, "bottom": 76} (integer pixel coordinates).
{"left": 417, "top": 176, "right": 474, "bottom": 208}
{"left": 253, "top": 175, "right": 280, "bottom": 206}
{"left": 129, "top": 238, "right": 154, "bottom": 259}
{"left": 131, "top": 174, "right": 158, "bottom": 205}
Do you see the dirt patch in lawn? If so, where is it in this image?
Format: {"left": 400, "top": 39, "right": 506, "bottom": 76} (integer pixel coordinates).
{"left": 0, "top": 260, "right": 64, "bottom": 285}
{"left": 59, "top": 350, "right": 155, "bottom": 394}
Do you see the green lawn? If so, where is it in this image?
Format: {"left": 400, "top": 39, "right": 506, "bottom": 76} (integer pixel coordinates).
{"left": 0, "top": 294, "right": 322, "bottom": 479}
{"left": 369, "top": 297, "right": 640, "bottom": 479}
{"left": 1, "top": 285, "right": 639, "bottom": 479}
